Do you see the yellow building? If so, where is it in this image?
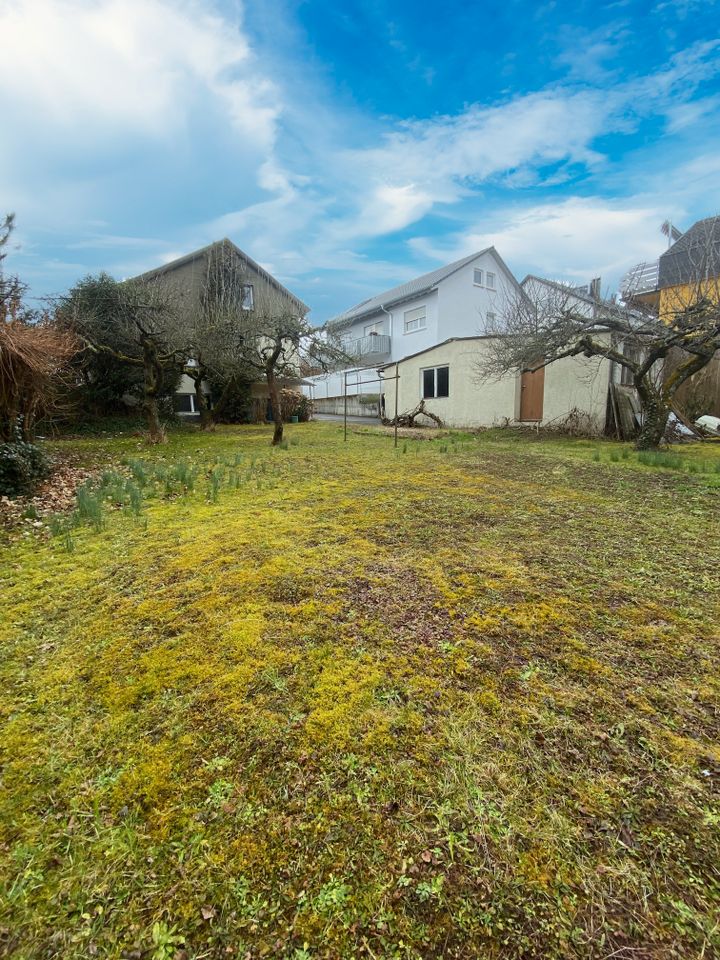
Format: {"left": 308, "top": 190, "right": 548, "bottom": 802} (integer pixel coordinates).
{"left": 621, "top": 215, "right": 720, "bottom": 416}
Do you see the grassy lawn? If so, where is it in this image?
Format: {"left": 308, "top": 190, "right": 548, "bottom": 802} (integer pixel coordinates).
{"left": 2, "top": 423, "right": 720, "bottom": 959}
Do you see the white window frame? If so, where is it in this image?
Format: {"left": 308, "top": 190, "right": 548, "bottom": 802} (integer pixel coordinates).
{"left": 486, "top": 311, "right": 496, "bottom": 324}
{"left": 485, "top": 271, "right": 496, "bottom": 290}
{"left": 242, "top": 284, "right": 254, "bottom": 310}
{"left": 473, "top": 268, "right": 484, "bottom": 286}
{"left": 364, "top": 320, "right": 383, "bottom": 336}
{"left": 421, "top": 365, "right": 450, "bottom": 399}
{"left": 403, "top": 306, "right": 427, "bottom": 334}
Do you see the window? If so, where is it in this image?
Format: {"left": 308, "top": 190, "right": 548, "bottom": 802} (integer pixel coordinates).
{"left": 364, "top": 320, "right": 383, "bottom": 336}
{"left": 486, "top": 271, "right": 495, "bottom": 289}
{"left": 473, "top": 268, "right": 483, "bottom": 286}
{"left": 174, "top": 394, "right": 193, "bottom": 413}
{"left": 241, "top": 284, "right": 254, "bottom": 309}
{"left": 404, "top": 306, "right": 426, "bottom": 333}
{"left": 422, "top": 366, "right": 449, "bottom": 399}
{"left": 486, "top": 311, "right": 496, "bottom": 325}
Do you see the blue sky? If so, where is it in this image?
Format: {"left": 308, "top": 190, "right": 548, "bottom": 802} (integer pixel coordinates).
{"left": 1, "top": 0, "right": 719, "bottom": 322}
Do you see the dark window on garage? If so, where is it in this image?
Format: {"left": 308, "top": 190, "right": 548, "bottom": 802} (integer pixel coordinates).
{"left": 422, "top": 366, "right": 449, "bottom": 399}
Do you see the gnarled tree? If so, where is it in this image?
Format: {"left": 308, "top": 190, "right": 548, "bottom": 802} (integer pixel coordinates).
{"left": 196, "top": 243, "right": 348, "bottom": 444}
{"left": 61, "top": 274, "right": 190, "bottom": 443}
{"left": 477, "top": 273, "right": 720, "bottom": 449}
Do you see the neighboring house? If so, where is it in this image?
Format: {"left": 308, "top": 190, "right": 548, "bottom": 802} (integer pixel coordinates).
{"left": 131, "top": 239, "right": 309, "bottom": 419}
{"left": 379, "top": 336, "right": 615, "bottom": 432}
{"left": 521, "top": 274, "right": 638, "bottom": 387}
{"left": 620, "top": 214, "right": 720, "bottom": 416}
{"left": 305, "top": 249, "right": 521, "bottom": 413}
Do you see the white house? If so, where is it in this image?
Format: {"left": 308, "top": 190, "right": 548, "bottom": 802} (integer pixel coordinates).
{"left": 306, "top": 249, "right": 520, "bottom": 414}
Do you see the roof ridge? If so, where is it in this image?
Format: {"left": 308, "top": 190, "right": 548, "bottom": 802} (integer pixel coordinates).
{"left": 328, "top": 249, "right": 492, "bottom": 326}
{"left": 132, "top": 239, "right": 309, "bottom": 313}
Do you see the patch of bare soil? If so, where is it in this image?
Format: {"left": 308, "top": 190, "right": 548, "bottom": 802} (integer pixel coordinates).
{"left": 351, "top": 425, "right": 451, "bottom": 440}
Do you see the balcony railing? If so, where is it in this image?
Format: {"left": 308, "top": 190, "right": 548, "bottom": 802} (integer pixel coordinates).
{"left": 344, "top": 333, "right": 391, "bottom": 358}
{"left": 620, "top": 260, "right": 659, "bottom": 298}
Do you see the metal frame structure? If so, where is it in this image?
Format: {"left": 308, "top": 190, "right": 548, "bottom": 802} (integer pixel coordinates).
{"left": 343, "top": 366, "right": 400, "bottom": 448}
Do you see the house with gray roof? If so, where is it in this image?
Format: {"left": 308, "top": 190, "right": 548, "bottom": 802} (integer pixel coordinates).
{"left": 307, "top": 248, "right": 522, "bottom": 410}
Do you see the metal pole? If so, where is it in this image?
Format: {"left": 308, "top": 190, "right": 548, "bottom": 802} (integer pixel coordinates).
{"left": 343, "top": 370, "right": 348, "bottom": 442}
{"left": 394, "top": 365, "right": 399, "bottom": 449}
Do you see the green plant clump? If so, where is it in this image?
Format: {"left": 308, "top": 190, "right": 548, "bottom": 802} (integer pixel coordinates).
{"left": 0, "top": 441, "right": 51, "bottom": 497}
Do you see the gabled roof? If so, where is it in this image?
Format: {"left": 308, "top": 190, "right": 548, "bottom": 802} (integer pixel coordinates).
{"left": 133, "top": 238, "right": 309, "bottom": 313}
{"left": 658, "top": 214, "right": 720, "bottom": 289}
{"left": 328, "top": 248, "right": 511, "bottom": 329}
{"left": 522, "top": 274, "right": 596, "bottom": 306}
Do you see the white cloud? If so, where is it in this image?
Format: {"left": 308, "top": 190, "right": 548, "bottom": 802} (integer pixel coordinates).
{"left": 409, "top": 197, "right": 674, "bottom": 289}
{"left": 0, "top": 0, "right": 279, "bottom": 146}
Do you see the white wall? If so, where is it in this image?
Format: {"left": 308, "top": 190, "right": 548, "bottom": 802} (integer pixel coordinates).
{"left": 437, "top": 251, "right": 515, "bottom": 337}
{"left": 382, "top": 338, "right": 611, "bottom": 431}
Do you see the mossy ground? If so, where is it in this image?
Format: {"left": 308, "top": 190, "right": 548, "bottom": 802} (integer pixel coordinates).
{"left": 1, "top": 424, "right": 719, "bottom": 959}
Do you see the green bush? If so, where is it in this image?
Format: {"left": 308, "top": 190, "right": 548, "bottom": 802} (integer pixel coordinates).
{"left": 296, "top": 394, "right": 314, "bottom": 422}
{"left": 0, "top": 442, "right": 51, "bottom": 497}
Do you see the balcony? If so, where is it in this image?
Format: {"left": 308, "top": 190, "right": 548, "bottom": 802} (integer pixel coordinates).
{"left": 344, "top": 333, "right": 392, "bottom": 360}
{"left": 620, "top": 260, "right": 659, "bottom": 299}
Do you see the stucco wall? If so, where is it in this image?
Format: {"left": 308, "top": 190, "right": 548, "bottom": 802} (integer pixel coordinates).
{"left": 382, "top": 338, "right": 611, "bottom": 430}
{"left": 437, "top": 251, "right": 516, "bottom": 337}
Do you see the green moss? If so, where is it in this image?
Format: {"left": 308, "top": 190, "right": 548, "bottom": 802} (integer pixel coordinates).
{"left": 1, "top": 423, "right": 719, "bottom": 958}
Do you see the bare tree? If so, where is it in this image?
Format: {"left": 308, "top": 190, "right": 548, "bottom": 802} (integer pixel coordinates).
{"left": 196, "top": 243, "right": 348, "bottom": 445}
{"left": 478, "top": 270, "right": 720, "bottom": 450}
{"left": 61, "top": 274, "right": 191, "bottom": 443}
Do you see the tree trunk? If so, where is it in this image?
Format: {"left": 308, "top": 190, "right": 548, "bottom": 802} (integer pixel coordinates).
{"left": 142, "top": 340, "right": 166, "bottom": 444}
{"left": 267, "top": 367, "right": 283, "bottom": 445}
{"left": 191, "top": 371, "right": 213, "bottom": 430}
{"left": 635, "top": 376, "right": 669, "bottom": 450}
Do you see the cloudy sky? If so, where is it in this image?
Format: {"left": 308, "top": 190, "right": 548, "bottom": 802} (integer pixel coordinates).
{"left": 2, "top": 0, "right": 719, "bottom": 321}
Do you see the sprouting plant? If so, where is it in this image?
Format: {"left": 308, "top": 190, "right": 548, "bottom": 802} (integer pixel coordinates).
{"left": 206, "top": 779, "right": 234, "bottom": 807}
{"left": 312, "top": 877, "right": 350, "bottom": 915}
{"left": 49, "top": 516, "right": 64, "bottom": 536}
{"left": 416, "top": 875, "right": 444, "bottom": 902}
{"left": 203, "top": 756, "right": 230, "bottom": 773}
{"left": 151, "top": 921, "right": 185, "bottom": 960}
{"left": 75, "top": 484, "right": 104, "bottom": 532}
{"left": 125, "top": 480, "right": 143, "bottom": 516}
{"left": 128, "top": 459, "right": 149, "bottom": 487}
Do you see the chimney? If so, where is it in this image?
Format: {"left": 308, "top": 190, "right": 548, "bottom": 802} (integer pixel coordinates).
{"left": 590, "top": 277, "right": 601, "bottom": 300}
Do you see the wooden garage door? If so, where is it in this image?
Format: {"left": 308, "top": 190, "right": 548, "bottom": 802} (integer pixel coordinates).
{"left": 519, "top": 365, "right": 545, "bottom": 421}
